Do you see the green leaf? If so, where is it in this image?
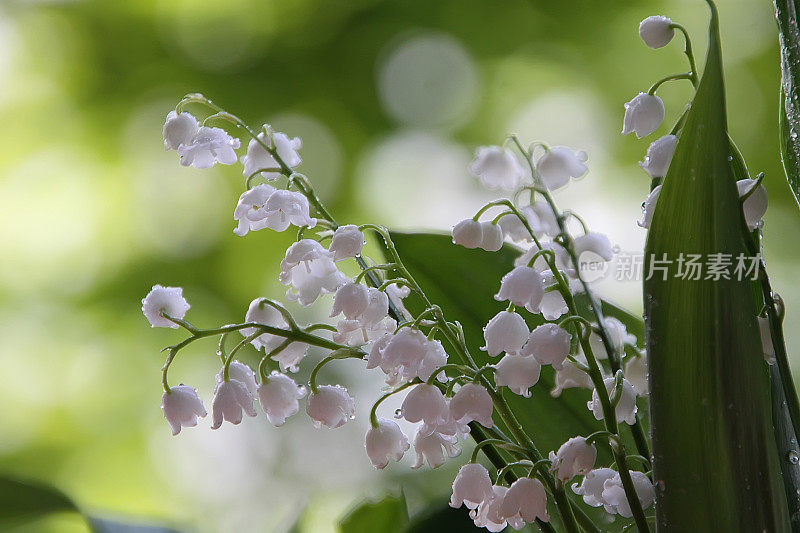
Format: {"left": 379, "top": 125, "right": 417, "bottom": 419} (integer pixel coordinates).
{"left": 0, "top": 476, "right": 79, "bottom": 527}
{"left": 776, "top": 0, "right": 800, "bottom": 209}
{"left": 338, "top": 492, "right": 408, "bottom": 533}
{"left": 402, "top": 500, "right": 484, "bottom": 533}
{"left": 644, "top": 3, "right": 789, "bottom": 530}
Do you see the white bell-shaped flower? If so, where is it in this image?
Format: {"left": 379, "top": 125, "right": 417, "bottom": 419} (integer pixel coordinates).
{"left": 241, "top": 298, "right": 288, "bottom": 351}
{"left": 306, "top": 385, "right": 355, "bottom": 429}
{"left": 737, "top": 179, "right": 768, "bottom": 230}
{"left": 497, "top": 206, "right": 539, "bottom": 242}
{"left": 589, "top": 317, "right": 637, "bottom": 358}
{"left": 450, "top": 463, "right": 494, "bottom": 510}
{"left": 539, "top": 270, "right": 574, "bottom": 321}
{"left": 500, "top": 477, "right": 550, "bottom": 525}
{"left": 328, "top": 224, "right": 365, "bottom": 261}
{"left": 479, "top": 222, "right": 504, "bottom": 252}
{"left": 571, "top": 467, "right": 617, "bottom": 507}
{"left": 638, "top": 185, "right": 662, "bottom": 228}
{"left": 588, "top": 376, "right": 638, "bottom": 425}
{"left": 163, "top": 110, "right": 199, "bottom": 150}
{"left": 482, "top": 310, "right": 530, "bottom": 357}
{"left": 216, "top": 361, "right": 257, "bottom": 396}
{"left": 495, "top": 266, "right": 545, "bottom": 313}
{"left": 639, "top": 15, "right": 675, "bottom": 49}
{"left": 161, "top": 384, "right": 207, "bottom": 435}
{"left": 366, "top": 334, "right": 392, "bottom": 370}
{"left": 270, "top": 340, "right": 309, "bottom": 373}
{"left": 257, "top": 371, "right": 306, "bottom": 426}
{"left": 552, "top": 356, "right": 594, "bottom": 397}
{"left": 549, "top": 436, "right": 597, "bottom": 482}
{"left": 516, "top": 241, "right": 572, "bottom": 275}
{"left": 232, "top": 184, "right": 278, "bottom": 236}
{"left": 417, "top": 339, "right": 449, "bottom": 383}
{"left": 601, "top": 471, "right": 656, "bottom": 518}
{"left": 178, "top": 126, "right": 241, "bottom": 168}
{"left": 330, "top": 281, "right": 370, "bottom": 320}
{"left": 494, "top": 354, "right": 541, "bottom": 398}
{"left": 333, "top": 317, "right": 396, "bottom": 347}
{"left": 365, "top": 418, "right": 410, "bottom": 469}
{"left": 423, "top": 402, "right": 471, "bottom": 440}
{"left": 759, "top": 316, "right": 776, "bottom": 364}
{"left": 625, "top": 355, "right": 649, "bottom": 395}
{"left": 640, "top": 134, "right": 677, "bottom": 178}
{"left": 573, "top": 232, "right": 614, "bottom": 262}
{"left": 522, "top": 323, "right": 571, "bottom": 370}
{"left": 531, "top": 202, "right": 560, "bottom": 237}
{"left": 355, "top": 288, "right": 389, "bottom": 328}
{"left": 535, "top": 146, "right": 588, "bottom": 190}
{"left": 450, "top": 383, "right": 494, "bottom": 428}
{"left": 622, "top": 93, "right": 665, "bottom": 139}
{"left": 472, "top": 485, "right": 509, "bottom": 532}
{"left": 401, "top": 383, "right": 449, "bottom": 427}
{"left": 453, "top": 219, "right": 484, "bottom": 249}
{"left": 211, "top": 379, "right": 257, "bottom": 429}
{"left": 469, "top": 145, "right": 526, "bottom": 191}
{"left": 280, "top": 240, "right": 346, "bottom": 307}
{"left": 381, "top": 328, "right": 428, "bottom": 374}
{"left": 261, "top": 189, "right": 317, "bottom": 232}
{"left": 412, "top": 427, "right": 460, "bottom": 469}
{"left": 142, "top": 285, "right": 190, "bottom": 328}
{"left": 241, "top": 131, "right": 302, "bottom": 180}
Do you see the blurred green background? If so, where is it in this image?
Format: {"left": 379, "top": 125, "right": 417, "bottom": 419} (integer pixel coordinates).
{"left": 1, "top": 0, "right": 798, "bottom": 531}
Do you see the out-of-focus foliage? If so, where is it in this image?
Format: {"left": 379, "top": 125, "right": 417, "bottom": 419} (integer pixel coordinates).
{"left": 1, "top": 0, "right": 798, "bottom": 532}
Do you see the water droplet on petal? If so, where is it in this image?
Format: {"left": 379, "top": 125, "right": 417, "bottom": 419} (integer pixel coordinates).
{"left": 788, "top": 451, "right": 799, "bottom": 465}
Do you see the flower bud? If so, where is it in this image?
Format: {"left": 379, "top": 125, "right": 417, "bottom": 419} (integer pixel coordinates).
{"left": 638, "top": 184, "right": 661, "bottom": 229}
{"left": 640, "top": 134, "right": 678, "bottom": 178}
{"left": 452, "top": 219, "right": 484, "bottom": 249}
{"left": 141, "top": 285, "right": 190, "bottom": 328}
{"left": 622, "top": 92, "right": 665, "bottom": 139}
{"left": 482, "top": 311, "right": 530, "bottom": 357}
{"left": 329, "top": 224, "right": 365, "bottom": 262}
{"left": 639, "top": 15, "right": 675, "bottom": 49}
{"left": 401, "top": 383, "right": 449, "bottom": 427}
{"left": 573, "top": 232, "right": 614, "bottom": 262}
{"left": 216, "top": 361, "right": 257, "bottom": 396}
{"left": 163, "top": 110, "right": 199, "bottom": 151}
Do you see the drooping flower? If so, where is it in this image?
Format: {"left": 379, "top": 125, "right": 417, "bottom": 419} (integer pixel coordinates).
{"left": 531, "top": 202, "right": 560, "bottom": 237}
{"left": 639, "top": 15, "right": 675, "bottom": 49}
{"left": 573, "top": 232, "right": 614, "bottom": 262}
{"left": 412, "top": 427, "right": 461, "bottom": 468}
{"left": 163, "top": 110, "right": 199, "bottom": 150}
{"left": 622, "top": 93, "right": 665, "bottom": 139}
{"left": 359, "top": 288, "right": 390, "bottom": 328}
{"left": 271, "top": 342, "right": 309, "bottom": 373}
{"left": 279, "top": 240, "right": 346, "bottom": 307}
{"left": 365, "top": 418, "right": 410, "bottom": 469}
{"left": 469, "top": 146, "right": 526, "bottom": 191}
{"left": 260, "top": 189, "right": 317, "bottom": 232}
{"left": 333, "top": 317, "right": 396, "bottom": 347}
{"left": 601, "top": 471, "right": 656, "bottom": 518}
{"left": 330, "top": 281, "right": 370, "bottom": 320}
{"left": 380, "top": 328, "right": 429, "bottom": 378}
{"left": 522, "top": 323, "right": 572, "bottom": 370}
{"left": 759, "top": 316, "right": 776, "bottom": 364}
{"left": 589, "top": 316, "right": 637, "bottom": 359}
{"left": 449, "top": 383, "right": 494, "bottom": 428}
{"left": 161, "top": 384, "right": 207, "bottom": 435}
{"left": 401, "top": 383, "right": 449, "bottom": 428}
{"left": 306, "top": 385, "right": 355, "bottom": 429}
{"left": 417, "top": 339, "right": 449, "bottom": 383}
{"left": 232, "top": 184, "right": 278, "bottom": 236}
{"left": 241, "top": 131, "right": 302, "bottom": 180}
{"left": 535, "top": 146, "right": 588, "bottom": 190}
{"left": 551, "top": 355, "right": 594, "bottom": 397}
{"left": 141, "top": 285, "right": 190, "bottom": 328}
{"left": 549, "top": 436, "right": 597, "bottom": 482}
{"left": 640, "top": 134, "right": 678, "bottom": 178}
{"left": 588, "top": 376, "right": 638, "bottom": 425}
{"left": 495, "top": 266, "right": 545, "bottom": 313}
{"left": 386, "top": 282, "right": 411, "bottom": 318}
{"left": 737, "top": 178, "right": 768, "bottom": 231}
{"left": 482, "top": 310, "right": 530, "bottom": 357}
{"left": 638, "top": 185, "right": 662, "bottom": 229}
{"left": 539, "top": 270, "right": 578, "bottom": 321}
{"left": 500, "top": 477, "right": 550, "bottom": 525}
{"left": 472, "top": 485, "right": 509, "bottom": 532}
{"left": 516, "top": 241, "right": 572, "bottom": 275}
{"left": 178, "top": 126, "right": 241, "bottom": 168}
{"left": 216, "top": 361, "right": 257, "bottom": 396}
{"left": 497, "top": 206, "right": 540, "bottom": 242}
{"left": 494, "top": 353, "right": 541, "bottom": 398}
{"left": 571, "top": 467, "right": 618, "bottom": 507}
{"left": 450, "top": 463, "right": 494, "bottom": 510}
{"left": 624, "top": 354, "right": 649, "bottom": 395}
{"left": 329, "top": 224, "right": 365, "bottom": 261}
{"left": 241, "top": 298, "right": 289, "bottom": 351}
{"left": 479, "top": 222, "right": 504, "bottom": 252}
{"left": 452, "top": 219, "right": 484, "bottom": 249}
{"left": 257, "top": 371, "right": 306, "bottom": 426}
{"left": 211, "top": 379, "right": 257, "bottom": 429}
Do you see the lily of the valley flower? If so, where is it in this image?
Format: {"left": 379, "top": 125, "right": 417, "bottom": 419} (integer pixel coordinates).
{"left": 551, "top": 355, "right": 594, "bottom": 397}
{"left": 549, "top": 436, "right": 597, "bottom": 482}
{"left": 571, "top": 467, "right": 618, "bottom": 508}
{"left": 232, "top": 184, "right": 278, "bottom": 236}
{"left": 759, "top": 316, "right": 776, "bottom": 364}
{"left": 469, "top": 146, "right": 526, "bottom": 191}
{"left": 329, "top": 224, "right": 365, "bottom": 261}
{"left": 494, "top": 353, "right": 541, "bottom": 398}
{"left": 638, "top": 184, "right": 662, "bottom": 229}
{"left": 500, "top": 477, "right": 550, "bottom": 525}
{"left": 535, "top": 146, "right": 588, "bottom": 190}
{"left": 482, "top": 310, "right": 529, "bottom": 357}
{"left": 573, "top": 232, "right": 614, "bottom": 262}
{"left": 640, "top": 134, "right": 678, "bottom": 178}
{"left": 736, "top": 178, "right": 768, "bottom": 231}
{"left": 495, "top": 266, "right": 545, "bottom": 313}
{"left": 161, "top": 384, "right": 207, "bottom": 435}
{"left": 522, "top": 323, "right": 572, "bottom": 370}
{"left": 588, "top": 376, "right": 638, "bottom": 425}
{"left": 601, "top": 470, "right": 656, "bottom": 518}
{"left": 257, "top": 371, "right": 306, "bottom": 426}
{"left": 261, "top": 189, "right": 317, "bottom": 232}
{"left": 241, "top": 131, "right": 302, "bottom": 180}
{"left": 449, "top": 383, "right": 494, "bottom": 428}
{"left": 450, "top": 463, "right": 494, "bottom": 510}
{"left": 163, "top": 111, "right": 199, "bottom": 150}
{"left": 472, "top": 485, "right": 509, "bottom": 532}
{"left": 279, "top": 239, "right": 346, "bottom": 307}
{"left": 452, "top": 219, "right": 484, "bottom": 249}
{"left": 142, "top": 285, "right": 190, "bottom": 328}
{"left": 178, "top": 126, "right": 241, "bottom": 168}
{"left": 639, "top": 15, "right": 675, "bottom": 49}
{"left": 479, "top": 222, "right": 504, "bottom": 252}
{"left": 412, "top": 427, "right": 461, "bottom": 469}
{"left": 211, "top": 379, "right": 257, "bottom": 429}
{"left": 306, "top": 384, "right": 355, "bottom": 429}
{"left": 365, "top": 418, "right": 410, "bottom": 469}
{"left": 216, "top": 361, "right": 257, "bottom": 396}
{"left": 624, "top": 354, "right": 649, "bottom": 395}
{"left": 330, "top": 282, "right": 370, "bottom": 320}
{"left": 240, "top": 298, "right": 309, "bottom": 372}
{"left": 401, "top": 383, "right": 449, "bottom": 427}
{"left": 622, "top": 93, "right": 665, "bottom": 139}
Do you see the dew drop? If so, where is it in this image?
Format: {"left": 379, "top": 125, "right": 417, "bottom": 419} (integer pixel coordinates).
{"left": 394, "top": 408, "right": 403, "bottom": 419}
{"left": 788, "top": 451, "right": 799, "bottom": 465}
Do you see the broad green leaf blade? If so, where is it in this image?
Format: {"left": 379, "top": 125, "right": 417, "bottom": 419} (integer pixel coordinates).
{"left": 0, "top": 476, "right": 79, "bottom": 528}
{"left": 89, "top": 517, "right": 182, "bottom": 533}
{"left": 775, "top": 0, "right": 800, "bottom": 208}
{"left": 644, "top": 4, "right": 789, "bottom": 531}
{"left": 338, "top": 493, "right": 408, "bottom": 533}
{"left": 403, "top": 499, "right": 484, "bottom": 533}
